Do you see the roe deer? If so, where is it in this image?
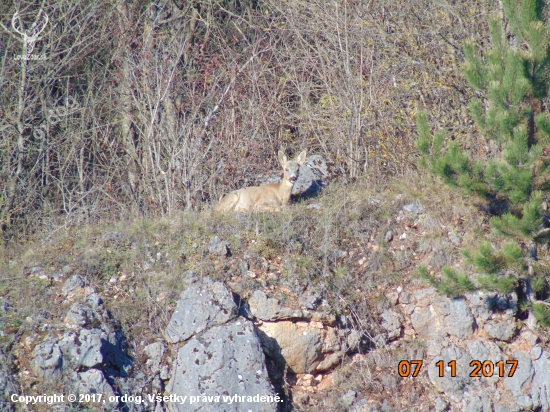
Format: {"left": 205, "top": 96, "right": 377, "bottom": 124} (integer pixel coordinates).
{"left": 214, "top": 150, "right": 307, "bottom": 213}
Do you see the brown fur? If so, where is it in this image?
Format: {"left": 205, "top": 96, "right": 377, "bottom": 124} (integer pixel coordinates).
{"left": 214, "top": 150, "right": 307, "bottom": 213}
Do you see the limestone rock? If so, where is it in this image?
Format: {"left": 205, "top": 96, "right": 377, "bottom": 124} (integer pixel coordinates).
{"left": 380, "top": 309, "right": 402, "bottom": 340}
{"left": 0, "top": 349, "right": 16, "bottom": 412}
{"left": 256, "top": 320, "right": 341, "bottom": 373}
{"left": 248, "top": 290, "right": 305, "bottom": 321}
{"left": 292, "top": 154, "right": 329, "bottom": 197}
{"left": 411, "top": 296, "right": 473, "bottom": 340}
{"left": 144, "top": 342, "right": 166, "bottom": 374}
{"left": 208, "top": 236, "right": 229, "bottom": 256}
{"left": 165, "top": 280, "right": 237, "bottom": 343}
{"left": 62, "top": 274, "right": 85, "bottom": 296}
{"left": 71, "top": 369, "right": 117, "bottom": 408}
{"left": 31, "top": 340, "right": 63, "bottom": 380}
{"left": 531, "top": 349, "right": 550, "bottom": 411}
{"left": 428, "top": 346, "right": 471, "bottom": 402}
{"left": 166, "top": 319, "right": 277, "bottom": 412}
{"left": 484, "top": 321, "right": 517, "bottom": 342}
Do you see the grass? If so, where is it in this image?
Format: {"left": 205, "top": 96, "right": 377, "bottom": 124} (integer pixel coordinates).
{"left": 0, "top": 172, "right": 514, "bottom": 410}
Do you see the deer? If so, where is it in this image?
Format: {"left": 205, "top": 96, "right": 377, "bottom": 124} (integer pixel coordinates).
{"left": 214, "top": 150, "right": 307, "bottom": 213}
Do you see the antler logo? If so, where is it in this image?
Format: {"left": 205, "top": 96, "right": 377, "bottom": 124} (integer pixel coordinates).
{"left": 11, "top": 10, "right": 49, "bottom": 55}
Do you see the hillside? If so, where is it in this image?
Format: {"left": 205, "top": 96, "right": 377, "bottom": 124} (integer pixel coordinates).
{"left": 2, "top": 0, "right": 550, "bottom": 410}
{"left": 1, "top": 175, "right": 549, "bottom": 411}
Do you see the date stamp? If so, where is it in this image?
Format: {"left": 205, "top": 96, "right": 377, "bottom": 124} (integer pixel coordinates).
{"left": 398, "top": 359, "right": 519, "bottom": 378}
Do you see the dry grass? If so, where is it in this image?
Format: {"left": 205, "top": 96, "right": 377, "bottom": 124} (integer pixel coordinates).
{"left": 0, "top": 171, "right": 500, "bottom": 410}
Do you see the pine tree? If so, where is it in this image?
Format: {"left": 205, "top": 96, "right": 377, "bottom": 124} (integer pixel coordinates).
{"left": 416, "top": 0, "right": 550, "bottom": 327}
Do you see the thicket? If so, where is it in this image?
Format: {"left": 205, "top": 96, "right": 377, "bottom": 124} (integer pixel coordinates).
{"left": 417, "top": 0, "right": 550, "bottom": 326}
{"left": 1, "top": 0, "right": 493, "bottom": 237}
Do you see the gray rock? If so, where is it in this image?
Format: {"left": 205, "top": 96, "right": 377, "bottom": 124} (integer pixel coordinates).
{"left": 165, "top": 281, "right": 237, "bottom": 343}
{"left": 85, "top": 293, "right": 103, "bottom": 308}
{"left": 59, "top": 329, "right": 104, "bottom": 368}
{"left": 463, "top": 391, "right": 492, "bottom": 412}
{"left": 71, "top": 369, "right": 116, "bottom": 407}
{"left": 515, "top": 395, "right": 533, "bottom": 408}
{"left": 144, "top": 342, "right": 166, "bottom": 359}
{"left": 31, "top": 340, "right": 63, "bottom": 379}
{"left": 428, "top": 346, "right": 470, "bottom": 402}
{"left": 380, "top": 399, "right": 393, "bottom": 411}
{"left": 411, "top": 306, "right": 441, "bottom": 340}
{"left": 0, "top": 349, "right": 16, "bottom": 412}
{"left": 446, "top": 298, "right": 474, "bottom": 338}
{"left": 448, "top": 232, "right": 460, "bottom": 244}
{"left": 487, "top": 292, "right": 518, "bottom": 313}
{"left": 402, "top": 202, "right": 424, "bottom": 216}
{"left": 65, "top": 302, "right": 101, "bottom": 328}
{"left": 385, "top": 230, "right": 394, "bottom": 242}
{"left": 504, "top": 352, "right": 533, "bottom": 397}
{"left": 30, "top": 266, "right": 45, "bottom": 275}
{"left": 380, "top": 309, "right": 402, "bottom": 340}
{"left": 414, "top": 288, "right": 436, "bottom": 306}
{"left": 399, "top": 290, "right": 413, "bottom": 305}
{"left": 144, "top": 342, "right": 166, "bottom": 374}
{"left": 466, "top": 340, "right": 502, "bottom": 364}
{"left": 208, "top": 236, "right": 229, "bottom": 256}
{"left": 484, "top": 321, "right": 517, "bottom": 342}
{"left": 62, "top": 275, "right": 85, "bottom": 296}
{"left": 426, "top": 339, "right": 445, "bottom": 357}
{"left": 160, "top": 364, "right": 170, "bottom": 380}
{"left": 531, "top": 345, "right": 543, "bottom": 360}
{"left": 531, "top": 349, "right": 550, "bottom": 411}
{"left": 347, "top": 330, "right": 361, "bottom": 350}
{"left": 0, "top": 298, "right": 10, "bottom": 315}
{"left": 434, "top": 397, "right": 449, "bottom": 412}
{"left": 183, "top": 270, "right": 199, "bottom": 285}
{"left": 51, "top": 272, "right": 64, "bottom": 282}
{"left": 465, "top": 291, "right": 493, "bottom": 322}
{"left": 493, "top": 405, "right": 521, "bottom": 412}
{"left": 306, "top": 203, "right": 321, "bottom": 210}
{"left": 248, "top": 290, "right": 305, "bottom": 321}
{"left": 342, "top": 390, "right": 356, "bottom": 407}
{"left": 293, "top": 154, "right": 328, "bottom": 197}
{"left": 522, "top": 330, "right": 539, "bottom": 345}
{"left": 166, "top": 319, "right": 277, "bottom": 412}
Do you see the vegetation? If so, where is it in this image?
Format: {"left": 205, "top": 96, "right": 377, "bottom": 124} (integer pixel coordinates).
{"left": 417, "top": 0, "right": 550, "bottom": 325}
{"left": 0, "top": 0, "right": 492, "bottom": 237}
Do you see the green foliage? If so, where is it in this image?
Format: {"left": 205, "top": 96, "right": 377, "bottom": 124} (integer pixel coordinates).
{"left": 531, "top": 276, "right": 547, "bottom": 293}
{"left": 533, "top": 302, "right": 550, "bottom": 327}
{"left": 502, "top": 242, "right": 525, "bottom": 267}
{"left": 490, "top": 192, "right": 544, "bottom": 239}
{"left": 461, "top": 241, "right": 505, "bottom": 274}
{"left": 416, "top": 0, "right": 550, "bottom": 326}
{"left": 418, "top": 265, "right": 477, "bottom": 298}
{"left": 477, "top": 274, "right": 518, "bottom": 293}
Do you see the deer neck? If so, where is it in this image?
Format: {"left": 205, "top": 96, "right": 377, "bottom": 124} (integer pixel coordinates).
{"left": 277, "top": 176, "right": 295, "bottom": 204}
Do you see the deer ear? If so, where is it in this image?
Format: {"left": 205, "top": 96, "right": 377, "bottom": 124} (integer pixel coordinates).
{"left": 296, "top": 151, "right": 307, "bottom": 165}
{"left": 278, "top": 150, "right": 287, "bottom": 166}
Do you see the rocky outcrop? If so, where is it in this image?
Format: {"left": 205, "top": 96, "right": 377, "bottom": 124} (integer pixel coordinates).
{"left": 164, "top": 279, "right": 277, "bottom": 412}
{"left": 166, "top": 320, "right": 277, "bottom": 412}
{"left": 248, "top": 290, "right": 346, "bottom": 374}
{"left": 165, "top": 278, "right": 238, "bottom": 343}
{"left": 375, "top": 284, "right": 550, "bottom": 412}
{"left": 0, "top": 349, "right": 16, "bottom": 412}
{"left": 29, "top": 277, "right": 134, "bottom": 411}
